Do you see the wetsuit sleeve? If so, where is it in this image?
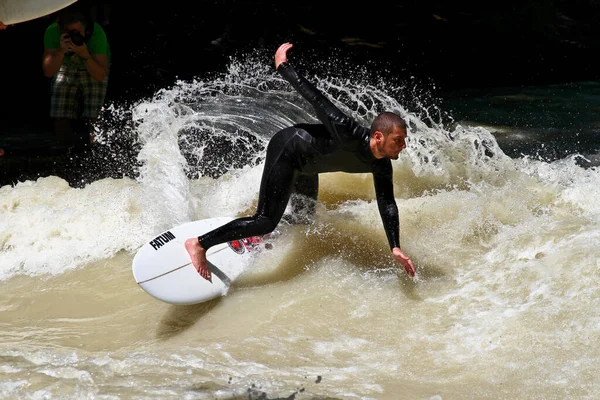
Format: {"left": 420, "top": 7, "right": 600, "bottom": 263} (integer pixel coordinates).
{"left": 277, "top": 62, "right": 362, "bottom": 145}
{"left": 373, "top": 163, "right": 401, "bottom": 250}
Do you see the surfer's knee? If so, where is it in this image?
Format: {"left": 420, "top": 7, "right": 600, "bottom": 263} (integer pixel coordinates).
{"left": 252, "top": 216, "right": 279, "bottom": 233}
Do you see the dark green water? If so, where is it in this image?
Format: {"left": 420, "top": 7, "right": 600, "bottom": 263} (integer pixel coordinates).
{"left": 440, "top": 81, "right": 600, "bottom": 165}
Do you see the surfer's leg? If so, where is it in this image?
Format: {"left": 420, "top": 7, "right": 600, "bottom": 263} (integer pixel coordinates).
{"left": 54, "top": 118, "right": 74, "bottom": 148}
{"left": 187, "top": 127, "right": 300, "bottom": 279}
{"left": 201, "top": 128, "right": 299, "bottom": 246}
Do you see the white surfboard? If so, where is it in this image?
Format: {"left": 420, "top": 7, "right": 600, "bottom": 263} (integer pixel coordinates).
{"left": 0, "top": 0, "right": 76, "bottom": 25}
{"left": 132, "top": 217, "right": 270, "bottom": 305}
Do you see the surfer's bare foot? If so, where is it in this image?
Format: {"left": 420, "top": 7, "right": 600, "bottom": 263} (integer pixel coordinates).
{"left": 185, "top": 238, "right": 210, "bottom": 281}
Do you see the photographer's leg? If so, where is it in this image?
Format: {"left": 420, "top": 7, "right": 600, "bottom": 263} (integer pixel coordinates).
{"left": 55, "top": 118, "right": 73, "bottom": 148}
{"left": 72, "top": 119, "right": 92, "bottom": 153}
{"left": 50, "top": 65, "right": 78, "bottom": 151}
{"left": 71, "top": 90, "right": 89, "bottom": 154}
{"left": 81, "top": 68, "right": 109, "bottom": 150}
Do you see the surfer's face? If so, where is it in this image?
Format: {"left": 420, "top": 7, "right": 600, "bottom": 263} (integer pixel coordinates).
{"left": 379, "top": 126, "right": 407, "bottom": 160}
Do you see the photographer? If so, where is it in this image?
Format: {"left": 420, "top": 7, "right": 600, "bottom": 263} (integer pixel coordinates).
{"left": 42, "top": 5, "right": 110, "bottom": 152}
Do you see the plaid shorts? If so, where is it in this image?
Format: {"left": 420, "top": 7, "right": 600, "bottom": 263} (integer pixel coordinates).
{"left": 50, "top": 63, "right": 109, "bottom": 119}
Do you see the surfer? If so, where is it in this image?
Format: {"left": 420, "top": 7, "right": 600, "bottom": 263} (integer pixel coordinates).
{"left": 185, "top": 42, "right": 415, "bottom": 280}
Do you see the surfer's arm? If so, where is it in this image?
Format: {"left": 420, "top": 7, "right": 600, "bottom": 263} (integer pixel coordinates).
{"left": 373, "top": 169, "right": 400, "bottom": 250}
{"left": 275, "top": 43, "right": 362, "bottom": 144}
{"left": 277, "top": 62, "right": 348, "bottom": 122}
{"left": 373, "top": 165, "right": 415, "bottom": 276}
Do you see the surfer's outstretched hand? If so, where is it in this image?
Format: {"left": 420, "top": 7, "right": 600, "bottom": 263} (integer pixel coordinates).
{"left": 275, "top": 42, "right": 293, "bottom": 69}
{"left": 185, "top": 238, "right": 211, "bottom": 281}
{"left": 392, "top": 247, "right": 415, "bottom": 277}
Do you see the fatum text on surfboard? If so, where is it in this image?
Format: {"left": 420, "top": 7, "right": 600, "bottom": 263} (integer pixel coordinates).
{"left": 150, "top": 231, "right": 176, "bottom": 250}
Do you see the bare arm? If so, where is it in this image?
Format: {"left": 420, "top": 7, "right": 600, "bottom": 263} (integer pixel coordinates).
{"left": 42, "top": 33, "right": 108, "bottom": 81}
{"left": 82, "top": 53, "right": 108, "bottom": 82}
{"left": 42, "top": 33, "right": 71, "bottom": 77}
{"left": 67, "top": 34, "right": 108, "bottom": 81}
{"left": 42, "top": 48, "right": 66, "bottom": 77}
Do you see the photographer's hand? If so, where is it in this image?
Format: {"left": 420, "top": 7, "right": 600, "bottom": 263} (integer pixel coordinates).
{"left": 72, "top": 43, "right": 91, "bottom": 60}
{"left": 59, "top": 33, "right": 72, "bottom": 53}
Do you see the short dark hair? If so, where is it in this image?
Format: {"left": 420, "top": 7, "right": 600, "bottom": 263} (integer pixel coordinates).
{"left": 370, "top": 112, "right": 407, "bottom": 137}
{"left": 56, "top": 6, "right": 86, "bottom": 31}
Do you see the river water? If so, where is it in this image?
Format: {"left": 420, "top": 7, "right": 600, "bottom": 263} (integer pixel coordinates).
{"left": 2, "top": 51, "right": 600, "bottom": 399}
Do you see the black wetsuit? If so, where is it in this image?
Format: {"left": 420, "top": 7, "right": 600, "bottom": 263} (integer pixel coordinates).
{"left": 198, "top": 62, "right": 400, "bottom": 250}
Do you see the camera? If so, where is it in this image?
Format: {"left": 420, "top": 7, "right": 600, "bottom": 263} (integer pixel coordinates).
{"left": 68, "top": 30, "right": 85, "bottom": 46}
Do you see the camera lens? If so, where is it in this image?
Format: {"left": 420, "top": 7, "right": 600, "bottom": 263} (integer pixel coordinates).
{"left": 68, "top": 30, "right": 84, "bottom": 46}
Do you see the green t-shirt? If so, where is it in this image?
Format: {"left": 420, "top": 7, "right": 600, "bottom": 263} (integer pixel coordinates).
{"left": 44, "top": 22, "right": 111, "bottom": 69}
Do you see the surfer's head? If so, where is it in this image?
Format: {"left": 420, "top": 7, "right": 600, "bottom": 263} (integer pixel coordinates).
{"left": 369, "top": 112, "right": 408, "bottom": 160}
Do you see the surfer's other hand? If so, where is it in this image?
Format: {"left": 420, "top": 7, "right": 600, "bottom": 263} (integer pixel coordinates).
{"left": 392, "top": 247, "right": 415, "bottom": 277}
{"left": 274, "top": 42, "right": 293, "bottom": 69}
